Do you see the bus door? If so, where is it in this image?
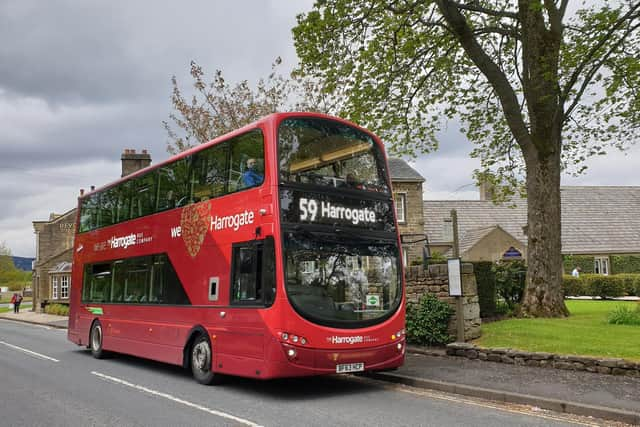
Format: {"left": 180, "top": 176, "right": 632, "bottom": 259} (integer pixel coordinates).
{"left": 214, "top": 238, "right": 276, "bottom": 370}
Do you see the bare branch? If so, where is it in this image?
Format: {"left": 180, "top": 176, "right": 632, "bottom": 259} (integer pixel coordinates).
{"left": 449, "top": 1, "right": 517, "bottom": 19}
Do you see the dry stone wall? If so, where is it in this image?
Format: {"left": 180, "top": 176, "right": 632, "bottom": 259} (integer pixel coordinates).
{"left": 405, "top": 263, "right": 481, "bottom": 341}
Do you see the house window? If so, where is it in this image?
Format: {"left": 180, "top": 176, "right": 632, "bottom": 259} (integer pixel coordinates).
{"left": 60, "top": 275, "right": 69, "bottom": 299}
{"left": 594, "top": 256, "right": 609, "bottom": 275}
{"left": 52, "top": 276, "right": 59, "bottom": 299}
{"left": 394, "top": 193, "right": 407, "bottom": 223}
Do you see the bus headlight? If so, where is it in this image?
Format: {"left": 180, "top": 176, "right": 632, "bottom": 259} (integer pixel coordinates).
{"left": 287, "top": 348, "right": 297, "bottom": 359}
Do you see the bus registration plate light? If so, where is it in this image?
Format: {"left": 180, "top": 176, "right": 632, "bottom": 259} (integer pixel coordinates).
{"left": 336, "top": 362, "right": 364, "bottom": 374}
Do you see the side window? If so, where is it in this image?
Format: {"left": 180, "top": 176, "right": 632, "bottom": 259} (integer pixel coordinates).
{"left": 192, "top": 142, "right": 229, "bottom": 201}
{"left": 231, "top": 243, "right": 260, "bottom": 304}
{"left": 99, "top": 187, "right": 117, "bottom": 228}
{"left": 231, "top": 237, "right": 275, "bottom": 306}
{"left": 81, "top": 263, "right": 111, "bottom": 303}
{"left": 116, "top": 181, "right": 132, "bottom": 223}
{"left": 156, "top": 166, "right": 179, "bottom": 212}
{"left": 131, "top": 172, "right": 157, "bottom": 219}
{"left": 79, "top": 194, "right": 99, "bottom": 232}
{"left": 82, "top": 254, "right": 191, "bottom": 305}
{"left": 229, "top": 131, "right": 264, "bottom": 192}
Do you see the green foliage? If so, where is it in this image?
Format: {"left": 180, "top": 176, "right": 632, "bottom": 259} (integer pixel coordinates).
{"left": 563, "top": 255, "right": 595, "bottom": 274}
{"left": 429, "top": 251, "right": 447, "bottom": 264}
{"left": 405, "top": 294, "right": 453, "bottom": 346}
{"left": 611, "top": 255, "right": 640, "bottom": 274}
{"left": 0, "top": 253, "right": 31, "bottom": 291}
{"left": 44, "top": 304, "right": 69, "bottom": 316}
{"left": 562, "top": 274, "right": 640, "bottom": 297}
{"left": 494, "top": 260, "right": 527, "bottom": 309}
{"left": 472, "top": 262, "right": 497, "bottom": 318}
{"left": 607, "top": 304, "right": 640, "bottom": 326}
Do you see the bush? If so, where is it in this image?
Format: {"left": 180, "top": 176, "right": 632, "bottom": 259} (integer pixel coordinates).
{"left": 563, "top": 274, "right": 640, "bottom": 297}
{"left": 611, "top": 255, "right": 640, "bottom": 274}
{"left": 429, "top": 251, "right": 447, "bottom": 264}
{"left": 473, "top": 262, "right": 496, "bottom": 318}
{"left": 405, "top": 294, "right": 453, "bottom": 346}
{"left": 607, "top": 304, "right": 640, "bottom": 325}
{"left": 563, "top": 255, "right": 595, "bottom": 274}
{"left": 44, "top": 304, "right": 69, "bottom": 316}
{"left": 494, "top": 260, "right": 526, "bottom": 309}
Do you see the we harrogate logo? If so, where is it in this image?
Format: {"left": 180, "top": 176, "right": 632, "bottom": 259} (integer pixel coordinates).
{"left": 180, "top": 203, "right": 211, "bottom": 258}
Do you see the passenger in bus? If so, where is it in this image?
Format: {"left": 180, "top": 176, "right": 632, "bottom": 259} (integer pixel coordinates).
{"left": 242, "top": 158, "right": 263, "bottom": 188}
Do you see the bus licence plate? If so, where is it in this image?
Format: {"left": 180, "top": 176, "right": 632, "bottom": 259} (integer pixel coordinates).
{"left": 336, "top": 362, "right": 364, "bottom": 374}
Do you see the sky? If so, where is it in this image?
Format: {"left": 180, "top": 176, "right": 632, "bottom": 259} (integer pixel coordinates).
{"left": 1, "top": 1, "right": 639, "bottom": 257}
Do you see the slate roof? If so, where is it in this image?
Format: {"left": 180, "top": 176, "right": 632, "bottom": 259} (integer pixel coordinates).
{"left": 388, "top": 158, "right": 425, "bottom": 182}
{"left": 49, "top": 261, "right": 72, "bottom": 274}
{"left": 424, "top": 186, "right": 640, "bottom": 254}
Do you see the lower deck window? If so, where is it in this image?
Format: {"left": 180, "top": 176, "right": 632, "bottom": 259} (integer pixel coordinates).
{"left": 81, "top": 254, "right": 190, "bottom": 305}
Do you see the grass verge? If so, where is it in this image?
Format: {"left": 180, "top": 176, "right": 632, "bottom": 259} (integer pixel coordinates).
{"left": 474, "top": 300, "right": 640, "bottom": 362}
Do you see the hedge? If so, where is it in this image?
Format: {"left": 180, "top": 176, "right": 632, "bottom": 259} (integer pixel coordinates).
{"left": 473, "top": 262, "right": 496, "bottom": 318}
{"left": 563, "top": 255, "right": 595, "bottom": 274}
{"left": 611, "top": 255, "right": 640, "bottom": 274}
{"left": 563, "top": 274, "right": 640, "bottom": 297}
{"left": 44, "top": 303, "right": 69, "bottom": 316}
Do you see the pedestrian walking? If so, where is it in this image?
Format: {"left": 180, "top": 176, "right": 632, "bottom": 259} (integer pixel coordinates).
{"left": 14, "top": 293, "right": 23, "bottom": 313}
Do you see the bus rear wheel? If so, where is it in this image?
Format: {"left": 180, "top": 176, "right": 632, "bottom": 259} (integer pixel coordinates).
{"left": 90, "top": 320, "right": 107, "bottom": 359}
{"left": 190, "top": 334, "right": 218, "bottom": 385}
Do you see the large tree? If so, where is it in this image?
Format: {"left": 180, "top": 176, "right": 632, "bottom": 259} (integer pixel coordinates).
{"left": 293, "top": 1, "right": 640, "bottom": 317}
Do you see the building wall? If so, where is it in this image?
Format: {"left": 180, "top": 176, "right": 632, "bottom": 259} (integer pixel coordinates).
{"left": 32, "top": 210, "right": 76, "bottom": 311}
{"left": 394, "top": 181, "right": 425, "bottom": 266}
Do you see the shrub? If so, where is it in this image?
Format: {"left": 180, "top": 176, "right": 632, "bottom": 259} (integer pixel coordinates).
{"left": 616, "top": 274, "right": 640, "bottom": 296}
{"left": 429, "top": 251, "right": 447, "bottom": 264}
{"left": 607, "top": 304, "right": 640, "bottom": 326}
{"left": 405, "top": 294, "right": 453, "bottom": 346}
{"left": 611, "top": 255, "right": 640, "bottom": 274}
{"left": 473, "top": 262, "right": 496, "bottom": 318}
{"left": 585, "top": 274, "right": 625, "bottom": 298}
{"left": 562, "top": 275, "right": 585, "bottom": 296}
{"left": 44, "top": 303, "right": 69, "bottom": 316}
{"left": 563, "top": 255, "right": 595, "bottom": 274}
{"left": 494, "top": 260, "right": 526, "bottom": 309}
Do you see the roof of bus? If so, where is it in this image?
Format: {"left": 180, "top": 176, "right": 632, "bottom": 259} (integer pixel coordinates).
{"left": 79, "top": 112, "right": 382, "bottom": 201}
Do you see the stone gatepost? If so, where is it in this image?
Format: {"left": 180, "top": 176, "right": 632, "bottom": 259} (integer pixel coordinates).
{"left": 405, "top": 263, "right": 481, "bottom": 341}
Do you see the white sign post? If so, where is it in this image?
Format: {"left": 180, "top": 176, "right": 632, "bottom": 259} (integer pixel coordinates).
{"left": 448, "top": 258, "right": 465, "bottom": 342}
{"left": 448, "top": 258, "right": 462, "bottom": 297}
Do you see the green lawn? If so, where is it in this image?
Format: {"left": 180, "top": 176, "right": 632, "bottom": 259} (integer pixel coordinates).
{"left": 474, "top": 300, "right": 640, "bottom": 362}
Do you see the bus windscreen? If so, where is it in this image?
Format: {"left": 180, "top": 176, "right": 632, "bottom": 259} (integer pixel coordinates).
{"left": 278, "top": 118, "right": 389, "bottom": 193}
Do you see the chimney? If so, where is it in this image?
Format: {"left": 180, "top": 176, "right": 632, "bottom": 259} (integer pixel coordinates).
{"left": 121, "top": 148, "right": 152, "bottom": 177}
{"left": 478, "top": 180, "right": 494, "bottom": 201}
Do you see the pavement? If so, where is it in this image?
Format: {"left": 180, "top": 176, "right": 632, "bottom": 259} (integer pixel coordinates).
{"left": 2, "top": 311, "right": 639, "bottom": 425}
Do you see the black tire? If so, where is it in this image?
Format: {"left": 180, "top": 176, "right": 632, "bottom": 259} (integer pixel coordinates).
{"left": 190, "top": 334, "right": 219, "bottom": 385}
{"left": 90, "top": 320, "right": 106, "bottom": 359}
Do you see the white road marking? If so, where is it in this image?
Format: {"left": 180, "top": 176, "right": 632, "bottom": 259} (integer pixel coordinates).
{"left": 91, "top": 371, "right": 263, "bottom": 427}
{"left": 0, "top": 340, "right": 60, "bottom": 362}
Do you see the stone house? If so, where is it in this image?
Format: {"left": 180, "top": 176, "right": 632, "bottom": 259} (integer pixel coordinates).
{"left": 424, "top": 186, "right": 640, "bottom": 274}
{"left": 31, "top": 149, "right": 151, "bottom": 311}
{"left": 388, "top": 158, "right": 427, "bottom": 267}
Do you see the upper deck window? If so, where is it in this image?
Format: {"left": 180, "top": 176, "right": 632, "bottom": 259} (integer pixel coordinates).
{"left": 78, "top": 129, "right": 263, "bottom": 233}
{"left": 278, "top": 118, "right": 389, "bottom": 193}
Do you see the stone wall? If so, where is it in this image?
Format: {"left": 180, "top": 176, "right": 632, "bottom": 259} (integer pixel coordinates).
{"left": 446, "top": 343, "right": 640, "bottom": 377}
{"left": 405, "top": 263, "right": 481, "bottom": 341}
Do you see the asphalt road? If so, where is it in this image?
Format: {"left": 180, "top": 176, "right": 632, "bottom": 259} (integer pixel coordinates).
{"left": 0, "top": 320, "right": 605, "bottom": 427}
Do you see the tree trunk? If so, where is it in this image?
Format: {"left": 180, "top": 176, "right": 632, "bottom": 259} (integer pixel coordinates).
{"left": 521, "top": 146, "right": 569, "bottom": 317}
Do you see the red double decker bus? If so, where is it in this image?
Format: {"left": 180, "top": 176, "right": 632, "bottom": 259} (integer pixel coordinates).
{"left": 68, "top": 112, "right": 405, "bottom": 383}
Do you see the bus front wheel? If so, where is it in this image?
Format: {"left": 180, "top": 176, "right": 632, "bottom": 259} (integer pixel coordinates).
{"left": 90, "top": 320, "right": 107, "bottom": 359}
{"left": 190, "top": 334, "right": 218, "bottom": 385}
